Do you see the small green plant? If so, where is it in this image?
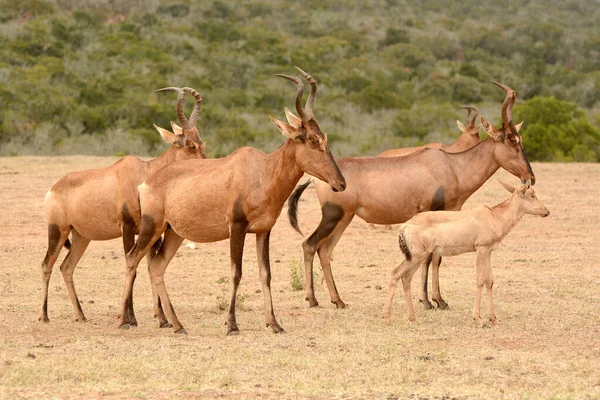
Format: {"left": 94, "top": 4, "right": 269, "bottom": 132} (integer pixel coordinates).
{"left": 215, "top": 276, "right": 247, "bottom": 311}
{"left": 290, "top": 257, "right": 303, "bottom": 291}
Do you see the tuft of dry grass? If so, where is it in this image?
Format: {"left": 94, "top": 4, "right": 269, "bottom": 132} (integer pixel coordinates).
{"left": 0, "top": 157, "right": 599, "bottom": 399}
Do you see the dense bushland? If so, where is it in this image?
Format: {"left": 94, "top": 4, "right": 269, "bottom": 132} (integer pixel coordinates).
{"left": 0, "top": 0, "right": 598, "bottom": 160}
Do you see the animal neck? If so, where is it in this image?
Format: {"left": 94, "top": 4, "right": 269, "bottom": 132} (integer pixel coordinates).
{"left": 489, "top": 195, "right": 525, "bottom": 239}
{"left": 263, "top": 139, "right": 305, "bottom": 208}
{"left": 449, "top": 139, "right": 500, "bottom": 198}
{"left": 146, "top": 146, "right": 179, "bottom": 177}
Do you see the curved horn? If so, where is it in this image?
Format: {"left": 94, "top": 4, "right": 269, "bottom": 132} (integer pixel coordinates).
{"left": 275, "top": 73, "right": 309, "bottom": 121}
{"left": 182, "top": 87, "right": 202, "bottom": 127}
{"left": 155, "top": 87, "right": 192, "bottom": 131}
{"left": 295, "top": 66, "right": 317, "bottom": 117}
{"left": 461, "top": 106, "right": 479, "bottom": 128}
{"left": 491, "top": 81, "right": 516, "bottom": 124}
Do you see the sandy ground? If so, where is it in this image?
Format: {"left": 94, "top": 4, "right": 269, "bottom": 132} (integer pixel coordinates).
{"left": 0, "top": 156, "right": 599, "bottom": 399}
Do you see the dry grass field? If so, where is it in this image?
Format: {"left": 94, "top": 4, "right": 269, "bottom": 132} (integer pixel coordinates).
{"left": 0, "top": 156, "right": 599, "bottom": 399}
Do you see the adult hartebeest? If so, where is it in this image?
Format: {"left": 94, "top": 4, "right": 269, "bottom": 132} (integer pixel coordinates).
{"left": 378, "top": 106, "right": 481, "bottom": 158}
{"left": 119, "top": 68, "right": 346, "bottom": 334}
{"left": 288, "top": 82, "right": 534, "bottom": 310}
{"left": 384, "top": 180, "right": 549, "bottom": 324}
{"left": 40, "top": 87, "right": 206, "bottom": 326}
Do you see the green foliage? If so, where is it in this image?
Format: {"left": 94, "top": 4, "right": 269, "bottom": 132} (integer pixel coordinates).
{"left": 290, "top": 257, "right": 303, "bottom": 291}
{"left": 515, "top": 97, "right": 600, "bottom": 162}
{"left": 0, "top": 0, "right": 598, "bottom": 160}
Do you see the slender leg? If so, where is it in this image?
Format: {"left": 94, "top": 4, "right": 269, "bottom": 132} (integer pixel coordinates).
{"left": 148, "top": 227, "right": 185, "bottom": 333}
{"left": 484, "top": 252, "right": 497, "bottom": 324}
{"left": 119, "top": 216, "right": 165, "bottom": 329}
{"left": 121, "top": 220, "right": 138, "bottom": 327}
{"left": 301, "top": 202, "right": 346, "bottom": 307}
{"left": 226, "top": 221, "right": 247, "bottom": 335}
{"left": 145, "top": 238, "right": 171, "bottom": 328}
{"left": 58, "top": 229, "right": 91, "bottom": 322}
{"left": 316, "top": 213, "right": 354, "bottom": 308}
{"left": 419, "top": 253, "right": 434, "bottom": 310}
{"left": 384, "top": 258, "right": 424, "bottom": 322}
{"left": 39, "top": 224, "right": 70, "bottom": 323}
{"left": 473, "top": 248, "right": 488, "bottom": 324}
{"left": 430, "top": 254, "right": 448, "bottom": 310}
{"left": 256, "top": 231, "right": 284, "bottom": 333}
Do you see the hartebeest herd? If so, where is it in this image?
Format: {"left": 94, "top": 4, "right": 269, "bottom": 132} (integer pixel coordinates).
{"left": 40, "top": 68, "right": 549, "bottom": 333}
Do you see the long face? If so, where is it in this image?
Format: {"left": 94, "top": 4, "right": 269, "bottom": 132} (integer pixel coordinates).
{"left": 270, "top": 115, "right": 346, "bottom": 192}
{"left": 154, "top": 123, "right": 207, "bottom": 160}
{"left": 481, "top": 118, "right": 535, "bottom": 185}
{"left": 295, "top": 119, "right": 346, "bottom": 192}
{"left": 520, "top": 187, "right": 550, "bottom": 217}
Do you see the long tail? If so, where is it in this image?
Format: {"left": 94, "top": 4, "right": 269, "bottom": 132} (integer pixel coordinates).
{"left": 398, "top": 227, "right": 412, "bottom": 262}
{"left": 288, "top": 179, "right": 312, "bottom": 236}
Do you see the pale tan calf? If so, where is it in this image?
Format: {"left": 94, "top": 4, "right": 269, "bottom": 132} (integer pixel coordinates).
{"left": 40, "top": 87, "right": 206, "bottom": 326}
{"left": 119, "top": 68, "right": 346, "bottom": 334}
{"left": 384, "top": 180, "right": 550, "bottom": 324}
{"left": 288, "top": 82, "right": 534, "bottom": 310}
{"left": 378, "top": 106, "right": 481, "bottom": 157}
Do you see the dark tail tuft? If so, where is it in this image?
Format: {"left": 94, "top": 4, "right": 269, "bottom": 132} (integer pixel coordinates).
{"left": 288, "top": 179, "right": 312, "bottom": 236}
{"left": 63, "top": 238, "right": 71, "bottom": 250}
{"left": 398, "top": 230, "right": 412, "bottom": 261}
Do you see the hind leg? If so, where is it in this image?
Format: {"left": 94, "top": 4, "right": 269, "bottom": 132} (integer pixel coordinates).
{"left": 302, "top": 202, "right": 346, "bottom": 307}
{"left": 58, "top": 229, "right": 91, "bottom": 322}
{"left": 145, "top": 238, "right": 171, "bottom": 328}
{"left": 39, "top": 224, "right": 70, "bottom": 323}
{"left": 316, "top": 213, "right": 354, "bottom": 308}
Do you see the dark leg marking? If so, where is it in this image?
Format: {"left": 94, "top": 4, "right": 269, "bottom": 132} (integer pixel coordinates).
{"left": 430, "top": 186, "right": 445, "bottom": 211}
{"left": 305, "top": 202, "right": 345, "bottom": 249}
{"left": 43, "top": 224, "right": 62, "bottom": 265}
{"left": 136, "top": 214, "right": 157, "bottom": 253}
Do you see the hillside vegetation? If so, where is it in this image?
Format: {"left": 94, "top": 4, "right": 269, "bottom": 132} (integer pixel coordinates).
{"left": 1, "top": 0, "right": 599, "bottom": 160}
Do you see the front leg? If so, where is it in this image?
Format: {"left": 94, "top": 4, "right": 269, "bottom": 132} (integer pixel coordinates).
{"left": 256, "top": 231, "right": 284, "bottom": 333}
{"left": 419, "top": 253, "right": 434, "bottom": 310}
{"left": 484, "top": 252, "right": 497, "bottom": 324}
{"left": 473, "top": 248, "right": 489, "bottom": 325}
{"left": 226, "top": 220, "right": 247, "bottom": 335}
{"left": 430, "top": 253, "right": 448, "bottom": 310}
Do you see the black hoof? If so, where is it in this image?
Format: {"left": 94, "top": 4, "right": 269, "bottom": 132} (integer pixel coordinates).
{"left": 227, "top": 329, "right": 240, "bottom": 336}
{"left": 119, "top": 323, "right": 131, "bottom": 330}
{"left": 174, "top": 328, "right": 188, "bottom": 335}
{"left": 159, "top": 322, "right": 173, "bottom": 329}
{"left": 419, "top": 299, "right": 434, "bottom": 310}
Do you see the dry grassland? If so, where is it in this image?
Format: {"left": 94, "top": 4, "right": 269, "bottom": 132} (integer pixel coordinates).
{"left": 0, "top": 156, "right": 599, "bottom": 399}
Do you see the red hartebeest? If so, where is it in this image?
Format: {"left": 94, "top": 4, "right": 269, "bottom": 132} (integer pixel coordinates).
{"left": 118, "top": 68, "right": 346, "bottom": 334}
{"left": 288, "top": 82, "right": 534, "bottom": 310}
{"left": 385, "top": 180, "right": 549, "bottom": 324}
{"left": 40, "top": 87, "right": 205, "bottom": 327}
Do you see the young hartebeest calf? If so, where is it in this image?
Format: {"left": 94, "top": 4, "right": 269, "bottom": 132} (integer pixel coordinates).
{"left": 288, "top": 82, "right": 533, "bottom": 310}
{"left": 378, "top": 106, "right": 481, "bottom": 158}
{"left": 40, "top": 87, "right": 206, "bottom": 326}
{"left": 384, "top": 180, "right": 549, "bottom": 324}
{"left": 119, "top": 68, "right": 346, "bottom": 334}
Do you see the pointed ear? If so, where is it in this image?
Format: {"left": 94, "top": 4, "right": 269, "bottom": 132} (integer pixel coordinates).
{"left": 480, "top": 116, "right": 503, "bottom": 141}
{"left": 498, "top": 179, "right": 517, "bottom": 194}
{"left": 285, "top": 108, "right": 303, "bottom": 129}
{"left": 456, "top": 120, "right": 466, "bottom": 132}
{"left": 514, "top": 121, "right": 523, "bottom": 132}
{"left": 170, "top": 121, "right": 183, "bottom": 136}
{"left": 270, "top": 116, "right": 302, "bottom": 140}
{"left": 154, "top": 124, "right": 184, "bottom": 147}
